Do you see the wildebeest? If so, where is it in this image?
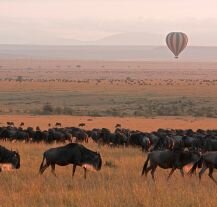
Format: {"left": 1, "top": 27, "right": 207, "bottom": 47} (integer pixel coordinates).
{"left": 20, "top": 122, "right": 24, "bottom": 127}
{"left": 98, "top": 128, "right": 127, "bottom": 146}
{"left": 188, "top": 151, "right": 217, "bottom": 184}
{"left": 0, "top": 126, "right": 17, "bottom": 141}
{"left": 128, "top": 132, "right": 151, "bottom": 151}
{"left": 46, "top": 128, "right": 69, "bottom": 143}
{"left": 203, "top": 139, "right": 217, "bottom": 151}
{"left": 55, "top": 122, "right": 62, "bottom": 127}
{"left": 68, "top": 128, "right": 88, "bottom": 143}
{"left": 7, "top": 122, "right": 14, "bottom": 126}
{"left": 78, "top": 123, "right": 86, "bottom": 127}
{"left": 39, "top": 143, "right": 102, "bottom": 179}
{"left": 141, "top": 150, "right": 200, "bottom": 181}
{"left": 115, "top": 124, "right": 121, "bottom": 128}
{"left": 0, "top": 145, "right": 20, "bottom": 170}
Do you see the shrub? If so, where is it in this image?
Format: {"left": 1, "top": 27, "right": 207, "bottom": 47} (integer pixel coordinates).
{"left": 42, "top": 104, "right": 54, "bottom": 114}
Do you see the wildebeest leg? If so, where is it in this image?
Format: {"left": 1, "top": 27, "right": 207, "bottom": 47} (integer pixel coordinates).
{"left": 39, "top": 163, "right": 50, "bottom": 174}
{"left": 72, "top": 165, "right": 76, "bottom": 177}
{"left": 141, "top": 155, "right": 150, "bottom": 176}
{"left": 144, "top": 165, "right": 153, "bottom": 177}
{"left": 167, "top": 168, "right": 176, "bottom": 181}
{"left": 39, "top": 156, "right": 50, "bottom": 174}
{"left": 199, "top": 165, "right": 207, "bottom": 181}
{"left": 151, "top": 166, "right": 157, "bottom": 181}
{"left": 84, "top": 167, "right": 87, "bottom": 179}
{"left": 208, "top": 167, "right": 217, "bottom": 184}
{"left": 180, "top": 168, "right": 184, "bottom": 177}
{"left": 51, "top": 164, "right": 56, "bottom": 176}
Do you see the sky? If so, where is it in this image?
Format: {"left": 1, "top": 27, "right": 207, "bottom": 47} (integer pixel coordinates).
{"left": 0, "top": 0, "right": 217, "bottom": 45}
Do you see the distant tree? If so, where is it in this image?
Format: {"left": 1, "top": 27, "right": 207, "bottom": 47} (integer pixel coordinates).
{"left": 42, "top": 104, "right": 54, "bottom": 114}
{"left": 16, "top": 76, "right": 23, "bottom": 82}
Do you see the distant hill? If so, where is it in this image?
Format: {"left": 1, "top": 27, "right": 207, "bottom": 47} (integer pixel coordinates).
{"left": 0, "top": 44, "right": 217, "bottom": 61}
{"left": 91, "top": 32, "right": 164, "bottom": 46}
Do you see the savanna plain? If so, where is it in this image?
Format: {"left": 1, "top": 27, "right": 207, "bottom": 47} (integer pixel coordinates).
{"left": 0, "top": 59, "right": 217, "bottom": 207}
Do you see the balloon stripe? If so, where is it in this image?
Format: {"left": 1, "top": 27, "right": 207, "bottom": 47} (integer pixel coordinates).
{"left": 177, "top": 33, "right": 184, "bottom": 54}
{"left": 180, "top": 34, "right": 186, "bottom": 53}
{"left": 180, "top": 34, "right": 188, "bottom": 54}
{"left": 166, "top": 34, "right": 173, "bottom": 53}
{"left": 166, "top": 32, "right": 188, "bottom": 58}
{"left": 172, "top": 33, "right": 177, "bottom": 56}
{"left": 166, "top": 33, "right": 173, "bottom": 53}
{"left": 175, "top": 33, "right": 180, "bottom": 56}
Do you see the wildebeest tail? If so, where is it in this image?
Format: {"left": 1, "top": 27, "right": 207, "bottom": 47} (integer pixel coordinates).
{"left": 141, "top": 154, "right": 150, "bottom": 176}
{"left": 188, "top": 157, "right": 202, "bottom": 176}
{"left": 39, "top": 154, "right": 46, "bottom": 174}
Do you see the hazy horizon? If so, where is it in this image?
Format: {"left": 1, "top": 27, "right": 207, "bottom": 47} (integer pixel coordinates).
{"left": 1, "top": 45, "right": 217, "bottom": 61}
{"left": 1, "top": 0, "right": 217, "bottom": 46}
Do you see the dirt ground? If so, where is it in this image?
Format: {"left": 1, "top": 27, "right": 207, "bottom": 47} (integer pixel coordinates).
{"left": 0, "top": 115, "right": 216, "bottom": 131}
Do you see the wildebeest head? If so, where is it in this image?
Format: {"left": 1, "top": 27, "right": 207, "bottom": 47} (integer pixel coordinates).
{"left": 10, "top": 150, "right": 20, "bottom": 169}
{"left": 95, "top": 152, "right": 102, "bottom": 171}
{"left": 92, "top": 152, "right": 102, "bottom": 171}
{"left": 82, "top": 152, "right": 102, "bottom": 172}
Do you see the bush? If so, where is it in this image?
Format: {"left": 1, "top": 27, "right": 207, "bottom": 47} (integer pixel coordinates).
{"left": 42, "top": 104, "right": 54, "bottom": 114}
{"left": 63, "top": 107, "right": 73, "bottom": 115}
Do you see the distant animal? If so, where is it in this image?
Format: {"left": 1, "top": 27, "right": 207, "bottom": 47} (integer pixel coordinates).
{"left": 20, "top": 122, "right": 24, "bottom": 127}
{"left": 39, "top": 143, "right": 102, "bottom": 179}
{"left": 188, "top": 151, "right": 217, "bottom": 184}
{"left": 48, "top": 123, "right": 51, "bottom": 127}
{"left": 141, "top": 150, "right": 200, "bottom": 181}
{"left": 55, "top": 122, "right": 62, "bottom": 127}
{"left": 129, "top": 132, "right": 151, "bottom": 151}
{"left": 78, "top": 123, "right": 86, "bottom": 127}
{"left": 69, "top": 128, "right": 89, "bottom": 143}
{"left": 115, "top": 124, "right": 121, "bottom": 128}
{"left": 0, "top": 145, "right": 20, "bottom": 170}
{"left": 36, "top": 126, "right": 40, "bottom": 131}
{"left": 7, "top": 122, "right": 14, "bottom": 126}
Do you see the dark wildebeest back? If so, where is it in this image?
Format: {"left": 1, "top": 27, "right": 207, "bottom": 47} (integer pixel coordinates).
{"left": 203, "top": 139, "right": 217, "bottom": 151}
{"left": 0, "top": 145, "right": 20, "bottom": 170}
{"left": 141, "top": 150, "right": 200, "bottom": 181}
{"left": 188, "top": 151, "right": 217, "bottom": 184}
{"left": 39, "top": 143, "right": 102, "bottom": 179}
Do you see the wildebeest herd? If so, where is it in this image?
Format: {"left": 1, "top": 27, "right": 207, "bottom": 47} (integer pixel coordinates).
{"left": 0, "top": 122, "right": 217, "bottom": 183}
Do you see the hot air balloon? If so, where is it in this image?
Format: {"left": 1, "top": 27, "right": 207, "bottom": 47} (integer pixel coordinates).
{"left": 166, "top": 32, "right": 188, "bottom": 58}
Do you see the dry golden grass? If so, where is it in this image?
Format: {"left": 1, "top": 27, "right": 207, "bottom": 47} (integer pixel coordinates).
{"left": 0, "top": 140, "right": 216, "bottom": 207}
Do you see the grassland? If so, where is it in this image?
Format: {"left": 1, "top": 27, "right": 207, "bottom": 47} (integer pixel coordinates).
{"left": 0, "top": 59, "right": 217, "bottom": 206}
{"left": 0, "top": 59, "right": 217, "bottom": 118}
{"left": 0, "top": 79, "right": 217, "bottom": 117}
{"left": 0, "top": 140, "right": 216, "bottom": 207}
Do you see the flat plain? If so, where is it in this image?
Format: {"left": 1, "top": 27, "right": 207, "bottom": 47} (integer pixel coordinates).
{"left": 0, "top": 59, "right": 217, "bottom": 207}
{"left": 0, "top": 59, "right": 217, "bottom": 118}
